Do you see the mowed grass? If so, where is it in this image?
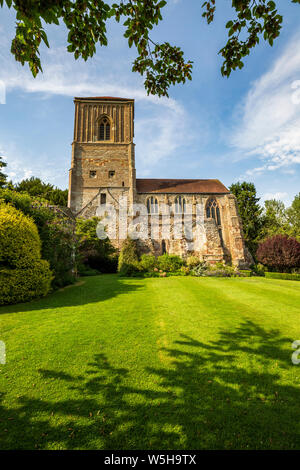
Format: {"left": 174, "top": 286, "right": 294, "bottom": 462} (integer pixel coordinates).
{"left": 0, "top": 275, "right": 300, "bottom": 450}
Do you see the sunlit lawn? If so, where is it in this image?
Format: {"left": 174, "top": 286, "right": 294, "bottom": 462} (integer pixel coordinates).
{"left": 0, "top": 274, "right": 299, "bottom": 450}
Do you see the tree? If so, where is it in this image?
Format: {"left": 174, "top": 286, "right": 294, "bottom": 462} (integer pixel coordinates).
{"left": 76, "top": 217, "right": 117, "bottom": 272}
{"left": 286, "top": 193, "right": 300, "bottom": 241}
{"left": 229, "top": 181, "right": 263, "bottom": 256}
{"left": 256, "top": 235, "right": 300, "bottom": 272}
{"left": 262, "top": 199, "right": 289, "bottom": 238}
{"left": 1, "top": 0, "right": 299, "bottom": 97}
{"left": 0, "top": 156, "right": 7, "bottom": 188}
{"left": 14, "top": 177, "right": 68, "bottom": 206}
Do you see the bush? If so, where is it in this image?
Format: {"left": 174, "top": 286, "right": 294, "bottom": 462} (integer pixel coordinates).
{"left": 240, "top": 270, "right": 252, "bottom": 277}
{"left": 191, "top": 262, "right": 209, "bottom": 277}
{"left": 251, "top": 263, "right": 266, "bottom": 277}
{"left": 256, "top": 235, "right": 300, "bottom": 272}
{"left": 157, "top": 254, "right": 183, "bottom": 272}
{"left": 0, "top": 188, "right": 76, "bottom": 288}
{"left": 0, "top": 203, "right": 40, "bottom": 268}
{"left": 118, "top": 238, "right": 140, "bottom": 276}
{"left": 265, "top": 272, "right": 300, "bottom": 281}
{"left": 186, "top": 256, "right": 201, "bottom": 268}
{"left": 0, "top": 204, "right": 53, "bottom": 305}
{"left": 139, "top": 254, "right": 157, "bottom": 272}
{"left": 76, "top": 217, "right": 117, "bottom": 274}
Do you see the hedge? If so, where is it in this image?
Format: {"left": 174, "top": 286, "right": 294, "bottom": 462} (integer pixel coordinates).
{"left": 240, "top": 270, "right": 252, "bottom": 277}
{"left": 0, "top": 204, "right": 53, "bottom": 305}
{"left": 0, "top": 260, "right": 53, "bottom": 305}
{"left": 265, "top": 272, "right": 300, "bottom": 281}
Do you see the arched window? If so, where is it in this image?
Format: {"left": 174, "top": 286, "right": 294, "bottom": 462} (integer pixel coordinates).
{"left": 98, "top": 116, "right": 110, "bottom": 141}
{"left": 147, "top": 196, "right": 159, "bottom": 214}
{"left": 174, "top": 196, "right": 186, "bottom": 214}
{"left": 206, "top": 198, "right": 221, "bottom": 225}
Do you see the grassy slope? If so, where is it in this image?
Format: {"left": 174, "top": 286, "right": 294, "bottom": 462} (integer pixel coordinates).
{"left": 0, "top": 275, "right": 299, "bottom": 450}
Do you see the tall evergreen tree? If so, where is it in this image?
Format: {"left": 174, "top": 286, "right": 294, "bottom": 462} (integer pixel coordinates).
{"left": 229, "top": 182, "right": 263, "bottom": 256}
{"left": 0, "top": 156, "right": 7, "bottom": 188}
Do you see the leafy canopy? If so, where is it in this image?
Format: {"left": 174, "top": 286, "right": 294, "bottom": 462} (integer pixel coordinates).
{"left": 1, "top": 0, "right": 299, "bottom": 96}
{"left": 14, "top": 177, "right": 68, "bottom": 206}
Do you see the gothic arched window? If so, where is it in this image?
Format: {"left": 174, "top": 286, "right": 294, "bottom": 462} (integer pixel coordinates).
{"left": 147, "top": 196, "right": 159, "bottom": 214}
{"left": 206, "top": 198, "right": 221, "bottom": 225}
{"left": 98, "top": 116, "right": 110, "bottom": 141}
{"left": 174, "top": 196, "right": 186, "bottom": 214}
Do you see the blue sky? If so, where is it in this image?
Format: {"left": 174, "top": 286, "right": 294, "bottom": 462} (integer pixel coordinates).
{"left": 0, "top": 0, "right": 299, "bottom": 206}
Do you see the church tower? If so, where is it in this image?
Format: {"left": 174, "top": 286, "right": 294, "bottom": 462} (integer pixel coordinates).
{"left": 68, "top": 97, "right": 136, "bottom": 216}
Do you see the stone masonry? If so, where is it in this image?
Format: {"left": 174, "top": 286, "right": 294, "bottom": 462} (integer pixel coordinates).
{"left": 68, "top": 96, "right": 251, "bottom": 268}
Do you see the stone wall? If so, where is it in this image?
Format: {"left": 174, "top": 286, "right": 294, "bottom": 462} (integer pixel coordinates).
{"left": 68, "top": 97, "right": 251, "bottom": 268}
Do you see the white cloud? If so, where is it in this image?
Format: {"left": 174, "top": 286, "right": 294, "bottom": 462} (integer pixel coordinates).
{"left": 262, "top": 192, "right": 289, "bottom": 203}
{"left": 0, "top": 27, "right": 195, "bottom": 184}
{"left": 230, "top": 34, "right": 300, "bottom": 176}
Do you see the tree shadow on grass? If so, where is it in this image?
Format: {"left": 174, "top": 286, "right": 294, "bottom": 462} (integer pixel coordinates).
{"left": 0, "top": 320, "right": 299, "bottom": 449}
{"left": 0, "top": 274, "right": 143, "bottom": 314}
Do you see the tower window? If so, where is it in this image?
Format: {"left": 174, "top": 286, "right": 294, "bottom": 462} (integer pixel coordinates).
{"left": 109, "top": 170, "right": 115, "bottom": 178}
{"left": 89, "top": 170, "right": 97, "bottom": 178}
{"left": 122, "top": 181, "right": 125, "bottom": 187}
{"left": 174, "top": 195, "right": 186, "bottom": 214}
{"left": 147, "top": 196, "right": 159, "bottom": 214}
{"left": 100, "top": 193, "right": 106, "bottom": 205}
{"left": 206, "top": 198, "right": 221, "bottom": 225}
{"left": 98, "top": 117, "right": 110, "bottom": 141}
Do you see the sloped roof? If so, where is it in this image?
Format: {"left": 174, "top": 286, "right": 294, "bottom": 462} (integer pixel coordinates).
{"left": 136, "top": 179, "right": 229, "bottom": 194}
{"left": 74, "top": 97, "right": 134, "bottom": 101}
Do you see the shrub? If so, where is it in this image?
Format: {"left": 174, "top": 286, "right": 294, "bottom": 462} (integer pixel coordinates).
{"left": 265, "top": 272, "right": 300, "bottom": 281}
{"left": 0, "top": 188, "right": 76, "bottom": 288}
{"left": 256, "top": 235, "right": 300, "bottom": 272}
{"left": 157, "top": 254, "right": 183, "bottom": 272}
{"left": 118, "top": 238, "right": 140, "bottom": 276}
{"left": 240, "top": 270, "right": 252, "bottom": 277}
{"left": 76, "top": 217, "right": 117, "bottom": 274}
{"left": 139, "top": 254, "right": 157, "bottom": 272}
{"left": 191, "top": 262, "right": 209, "bottom": 277}
{"left": 208, "top": 262, "right": 237, "bottom": 277}
{"left": 181, "top": 266, "right": 190, "bottom": 276}
{"left": 186, "top": 256, "right": 201, "bottom": 268}
{"left": 0, "top": 203, "right": 40, "bottom": 268}
{"left": 0, "top": 204, "right": 52, "bottom": 305}
{"left": 251, "top": 263, "right": 266, "bottom": 277}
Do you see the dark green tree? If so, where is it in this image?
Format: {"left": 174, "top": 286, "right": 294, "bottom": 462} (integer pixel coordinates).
{"left": 0, "top": 156, "right": 7, "bottom": 188}
{"left": 229, "top": 181, "right": 263, "bottom": 256}
{"left": 14, "top": 177, "right": 68, "bottom": 206}
{"left": 1, "top": 0, "right": 299, "bottom": 97}
{"left": 286, "top": 193, "right": 300, "bottom": 241}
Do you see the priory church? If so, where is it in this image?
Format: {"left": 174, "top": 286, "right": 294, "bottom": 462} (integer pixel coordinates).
{"left": 68, "top": 96, "right": 251, "bottom": 267}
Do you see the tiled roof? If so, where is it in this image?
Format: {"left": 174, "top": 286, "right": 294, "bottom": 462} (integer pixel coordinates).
{"left": 136, "top": 179, "right": 229, "bottom": 194}
{"left": 74, "top": 97, "right": 134, "bottom": 101}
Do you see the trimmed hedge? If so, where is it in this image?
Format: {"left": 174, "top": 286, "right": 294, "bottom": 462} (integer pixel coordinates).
{"left": 0, "top": 188, "right": 76, "bottom": 288}
{"left": 240, "top": 270, "right": 252, "bottom": 277}
{"left": 265, "top": 272, "right": 300, "bottom": 281}
{"left": 0, "top": 204, "right": 53, "bottom": 305}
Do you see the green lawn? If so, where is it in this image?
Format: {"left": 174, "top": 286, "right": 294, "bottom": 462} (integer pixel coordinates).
{"left": 0, "top": 275, "right": 299, "bottom": 450}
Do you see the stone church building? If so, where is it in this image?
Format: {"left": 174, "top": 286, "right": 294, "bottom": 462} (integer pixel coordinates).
{"left": 68, "top": 96, "right": 251, "bottom": 267}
